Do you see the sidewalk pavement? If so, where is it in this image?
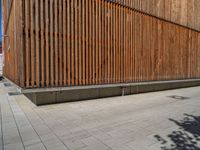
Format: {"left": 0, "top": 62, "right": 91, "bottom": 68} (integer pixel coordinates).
{"left": 0, "top": 80, "right": 200, "bottom": 150}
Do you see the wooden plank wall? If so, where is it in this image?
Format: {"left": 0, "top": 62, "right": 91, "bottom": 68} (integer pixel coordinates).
{"left": 2, "top": 0, "right": 24, "bottom": 86}
{"left": 2, "top": 0, "right": 13, "bottom": 32}
{"left": 3, "top": 0, "right": 200, "bottom": 88}
{"left": 114, "top": 0, "right": 200, "bottom": 31}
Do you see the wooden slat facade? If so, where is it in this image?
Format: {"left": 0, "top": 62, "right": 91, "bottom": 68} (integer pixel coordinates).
{"left": 2, "top": 0, "right": 23, "bottom": 86}
{"left": 113, "top": 0, "right": 200, "bottom": 31}
{"left": 2, "top": 0, "right": 200, "bottom": 88}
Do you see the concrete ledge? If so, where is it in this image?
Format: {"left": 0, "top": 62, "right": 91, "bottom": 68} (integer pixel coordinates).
{"left": 22, "top": 79, "right": 200, "bottom": 105}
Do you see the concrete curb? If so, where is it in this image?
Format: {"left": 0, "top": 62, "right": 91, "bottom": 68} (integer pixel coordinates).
{"left": 22, "top": 79, "right": 200, "bottom": 105}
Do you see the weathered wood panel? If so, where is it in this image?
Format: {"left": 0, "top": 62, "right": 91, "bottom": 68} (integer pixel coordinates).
{"left": 114, "top": 0, "right": 200, "bottom": 31}
{"left": 3, "top": 0, "right": 200, "bottom": 89}
{"left": 2, "top": 0, "right": 24, "bottom": 86}
{"left": 2, "top": 0, "right": 13, "bottom": 32}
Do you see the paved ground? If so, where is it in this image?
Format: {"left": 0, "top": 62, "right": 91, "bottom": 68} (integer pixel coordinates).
{"left": 0, "top": 67, "right": 2, "bottom": 76}
{"left": 0, "top": 80, "right": 200, "bottom": 150}
{"left": 0, "top": 54, "right": 3, "bottom": 76}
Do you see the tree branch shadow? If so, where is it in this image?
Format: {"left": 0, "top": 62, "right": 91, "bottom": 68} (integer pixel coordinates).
{"left": 154, "top": 114, "right": 200, "bottom": 150}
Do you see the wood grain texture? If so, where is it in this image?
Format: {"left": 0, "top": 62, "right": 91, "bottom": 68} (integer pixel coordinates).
{"left": 3, "top": 0, "right": 200, "bottom": 88}
{"left": 111, "top": 0, "right": 200, "bottom": 31}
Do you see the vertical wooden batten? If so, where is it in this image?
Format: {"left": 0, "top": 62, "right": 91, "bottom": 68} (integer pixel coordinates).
{"left": 2, "top": 0, "right": 200, "bottom": 90}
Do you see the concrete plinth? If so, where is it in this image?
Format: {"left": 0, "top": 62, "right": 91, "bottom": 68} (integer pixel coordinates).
{"left": 21, "top": 79, "right": 200, "bottom": 105}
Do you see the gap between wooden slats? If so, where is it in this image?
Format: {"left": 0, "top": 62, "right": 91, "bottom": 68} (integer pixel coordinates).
{"left": 19, "top": 0, "right": 200, "bottom": 88}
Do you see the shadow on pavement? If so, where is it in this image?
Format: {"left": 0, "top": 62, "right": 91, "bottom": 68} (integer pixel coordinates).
{"left": 0, "top": 76, "right": 3, "bottom": 81}
{"left": 154, "top": 114, "right": 200, "bottom": 150}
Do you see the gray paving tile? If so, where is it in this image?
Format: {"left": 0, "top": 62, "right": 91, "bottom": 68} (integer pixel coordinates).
{"left": 88, "top": 129, "right": 111, "bottom": 141}
{"left": 61, "top": 138, "right": 86, "bottom": 150}
{"left": 4, "top": 142, "right": 24, "bottom": 150}
{"left": 81, "top": 137, "right": 110, "bottom": 150}
{"left": 1, "top": 84, "right": 200, "bottom": 150}
{"left": 104, "top": 138, "right": 134, "bottom": 150}
{"left": 25, "top": 143, "right": 46, "bottom": 150}
{"left": 43, "top": 138, "right": 68, "bottom": 150}
{"left": 77, "top": 147, "right": 91, "bottom": 150}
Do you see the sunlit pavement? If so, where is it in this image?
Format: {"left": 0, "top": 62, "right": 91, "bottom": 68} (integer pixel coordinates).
{"left": 0, "top": 79, "right": 200, "bottom": 150}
